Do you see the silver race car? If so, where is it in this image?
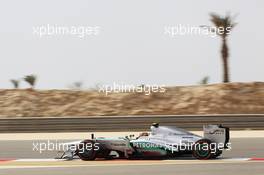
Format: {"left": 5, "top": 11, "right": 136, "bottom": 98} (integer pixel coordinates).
{"left": 57, "top": 123, "right": 230, "bottom": 160}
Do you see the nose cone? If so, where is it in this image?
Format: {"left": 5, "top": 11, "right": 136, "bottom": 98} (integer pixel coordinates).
{"left": 192, "top": 135, "right": 203, "bottom": 142}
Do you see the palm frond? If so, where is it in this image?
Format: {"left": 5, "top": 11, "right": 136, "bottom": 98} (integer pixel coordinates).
{"left": 24, "top": 74, "right": 37, "bottom": 88}
{"left": 210, "top": 12, "right": 237, "bottom": 36}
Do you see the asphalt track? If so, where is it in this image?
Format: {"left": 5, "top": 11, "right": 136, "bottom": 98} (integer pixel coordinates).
{"left": 0, "top": 138, "right": 263, "bottom": 175}
{"left": 0, "top": 162, "right": 263, "bottom": 175}
{"left": 0, "top": 138, "right": 264, "bottom": 158}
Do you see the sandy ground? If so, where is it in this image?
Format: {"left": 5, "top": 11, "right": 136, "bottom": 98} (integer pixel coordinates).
{"left": 1, "top": 130, "right": 264, "bottom": 140}
{"left": 1, "top": 82, "right": 263, "bottom": 117}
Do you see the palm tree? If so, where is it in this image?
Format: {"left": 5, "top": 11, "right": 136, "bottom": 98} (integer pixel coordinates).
{"left": 210, "top": 13, "right": 237, "bottom": 83}
{"left": 24, "top": 74, "right": 37, "bottom": 88}
{"left": 72, "top": 81, "right": 83, "bottom": 90}
{"left": 199, "top": 76, "right": 209, "bottom": 85}
{"left": 10, "top": 79, "right": 20, "bottom": 89}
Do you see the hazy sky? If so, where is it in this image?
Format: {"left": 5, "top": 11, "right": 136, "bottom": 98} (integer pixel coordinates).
{"left": 0, "top": 0, "right": 263, "bottom": 89}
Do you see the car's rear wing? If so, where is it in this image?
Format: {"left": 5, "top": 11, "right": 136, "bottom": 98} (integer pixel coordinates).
{"left": 203, "top": 125, "right": 230, "bottom": 148}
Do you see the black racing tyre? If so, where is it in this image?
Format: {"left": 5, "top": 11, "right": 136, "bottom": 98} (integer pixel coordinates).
{"left": 77, "top": 140, "right": 96, "bottom": 161}
{"left": 211, "top": 150, "right": 223, "bottom": 159}
{"left": 95, "top": 143, "right": 111, "bottom": 159}
{"left": 192, "top": 139, "right": 214, "bottom": 160}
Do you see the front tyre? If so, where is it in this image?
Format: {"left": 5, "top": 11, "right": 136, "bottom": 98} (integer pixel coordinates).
{"left": 212, "top": 150, "right": 222, "bottom": 159}
{"left": 192, "top": 139, "right": 214, "bottom": 160}
{"left": 77, "top": 140, "right": 96, "bottom": 160}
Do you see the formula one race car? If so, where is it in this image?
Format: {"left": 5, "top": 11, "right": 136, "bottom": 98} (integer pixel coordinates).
{"left": 57, "top": 123, "right": 230, "bottom": 160}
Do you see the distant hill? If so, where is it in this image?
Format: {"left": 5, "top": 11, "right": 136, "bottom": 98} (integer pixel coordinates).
{"left": 0, "top": 82, "right": 263, "bottom": 117}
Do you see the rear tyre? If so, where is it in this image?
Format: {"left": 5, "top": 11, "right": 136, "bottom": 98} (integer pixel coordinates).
{"left": 192, "top": 139, "right": 214, "bottom": 160}
{"left": 77, "top": 140, "right": 96, "bottom": 161}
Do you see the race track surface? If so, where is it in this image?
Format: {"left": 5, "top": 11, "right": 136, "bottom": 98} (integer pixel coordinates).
{"left": 0, "top": 138, "right": 263, "bottom": 175}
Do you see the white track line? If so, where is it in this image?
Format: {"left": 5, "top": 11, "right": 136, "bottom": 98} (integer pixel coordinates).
{"left": 0, "top": 158, "right": 263, "bottom": 170}
{"left": 14, "top": 159, "right": 66, "bottom": 162}
{"left": 4, "top": 158, "right": 258, "bottom": 162}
